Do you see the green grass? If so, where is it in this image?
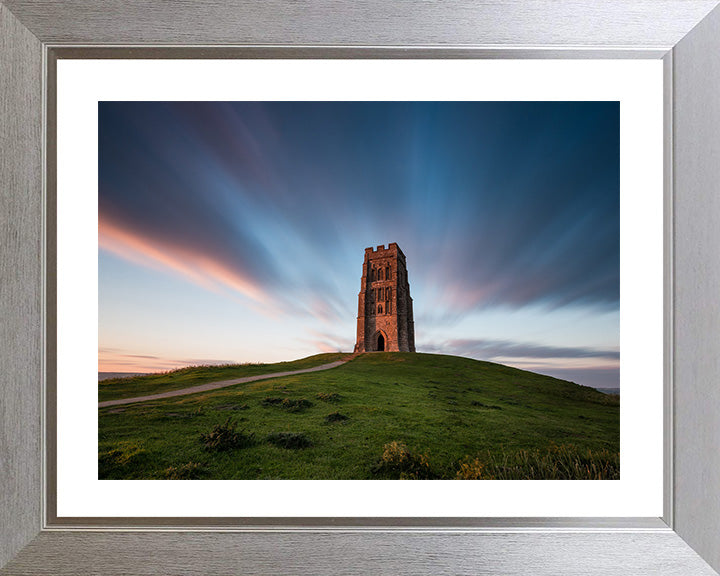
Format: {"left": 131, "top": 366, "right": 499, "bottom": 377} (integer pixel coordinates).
{"left": 456, "top": 445, "right": 620, "bottom": 480}
{"left": 98, "top": 352, "right": 619, "bottom": 480}
{"left": 98, "top": 352, "right": 348, "bottom": 402}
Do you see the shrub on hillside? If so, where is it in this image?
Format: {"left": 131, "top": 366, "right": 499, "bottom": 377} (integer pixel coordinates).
{"left": 261, "top": 397, "right": 313, "bottom": 412}
{"left": 266, "top": 432, "right": 313, "bottom": 449}
{"left": 371, "top": 441, "right": 435, "bottom": 480}
{"left": 199, "top": 417, "right": 256, "bottom": 451}
{"left": 324, "top": 411, "right": 349, "bottom": 423}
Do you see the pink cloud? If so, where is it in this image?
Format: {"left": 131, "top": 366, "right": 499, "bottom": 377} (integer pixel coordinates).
{"left": 99, "top": 214, "right": 270, "bottom": 305}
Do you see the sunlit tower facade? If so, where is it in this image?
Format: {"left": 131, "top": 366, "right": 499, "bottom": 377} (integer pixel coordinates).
{"left": 354, "top": 243, "right": 415, "bottom": 353}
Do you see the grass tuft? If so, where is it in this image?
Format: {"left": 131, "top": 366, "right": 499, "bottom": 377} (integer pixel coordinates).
{"left": 371, "top": 441, "right": 436, "bottom": 479}
{"left": 162, "top": 462, "right": 208, "bottom": 480}
{"left": 324, "top": 411, "right": 349, "bottom": 423}
{"left": 261, "top": 397, "right": 313, "bottom": 412}
{"left": 199, "top": 417, "right": 256, "bottom": 452}
{"left": 316, "top": 392, "right": 342, "bottom": 403}
{"left": 266, "top": 432, "right": 313, "bottom": 449}
{"left": 456, "top": 457, "right": 492, "bottom": 480}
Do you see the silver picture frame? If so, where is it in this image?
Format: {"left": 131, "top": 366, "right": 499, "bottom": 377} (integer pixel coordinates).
{"left": 2, "top": 1, "right": 720, "bottom": 574}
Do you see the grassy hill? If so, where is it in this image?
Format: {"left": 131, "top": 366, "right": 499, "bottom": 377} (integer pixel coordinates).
{"left": 98, "top": 352, "right": 619, "bottom": 480}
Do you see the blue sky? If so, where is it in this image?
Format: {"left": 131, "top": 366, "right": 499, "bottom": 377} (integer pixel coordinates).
{"left": 99, "top": 101, "right": 620, "bottom": 389}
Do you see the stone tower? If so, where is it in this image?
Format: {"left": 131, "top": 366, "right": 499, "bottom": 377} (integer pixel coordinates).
{"left": 354, "top": 243, "right": 416, "bottom": 353}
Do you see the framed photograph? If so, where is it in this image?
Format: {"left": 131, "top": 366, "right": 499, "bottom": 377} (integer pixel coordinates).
{"left": 2, "top": 2, "right": 720, "bottom": 574}
{"left": 62, "top": 61, "right": 653, "bottom": 518}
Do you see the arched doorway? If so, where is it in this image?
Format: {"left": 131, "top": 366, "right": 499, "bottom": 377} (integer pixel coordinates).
{"left": 377, "top": 333, "right": 385, "bottom": 351}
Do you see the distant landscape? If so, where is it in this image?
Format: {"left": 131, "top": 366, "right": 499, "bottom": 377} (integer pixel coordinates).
{"left": 99, "top": 352, "right": 619, "bottom": 480}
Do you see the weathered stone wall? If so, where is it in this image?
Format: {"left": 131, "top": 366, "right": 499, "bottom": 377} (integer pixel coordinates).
{"left": 354, "top": 243, "right": 416, "bottom": 353}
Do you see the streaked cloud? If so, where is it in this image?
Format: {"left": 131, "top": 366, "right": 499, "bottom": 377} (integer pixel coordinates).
{"left": 99, "top": 213, "right": 271, "bottom": 304}
{"left": 419, "top": 337, "right": 619, "bottom": 362}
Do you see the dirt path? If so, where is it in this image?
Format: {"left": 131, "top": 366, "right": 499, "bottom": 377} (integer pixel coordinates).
{"left": 99, "top": 357, "right": 355, "bottom": 408}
